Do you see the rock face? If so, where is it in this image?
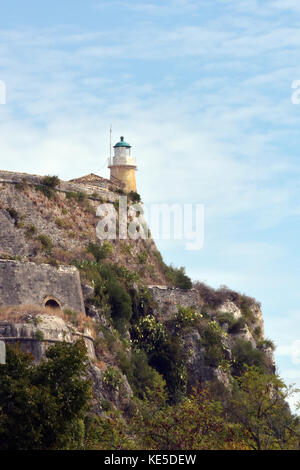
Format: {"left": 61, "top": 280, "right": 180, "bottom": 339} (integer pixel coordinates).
{"left": 0, "top": 171, "right": 167, "bottom": 285}
{"left": 0, "top": 169, "right": 275, "bottom": 412}
{"left": 218, "top": 300, "right": 242, "bottom": 320}
{"left": 0, "top": 209, "right": 28, "bottom": 257}
{"left": 0, "top": 260, "right": 85, "bottom": 314}
{"left": 148, "top": 285, "right": 274, "bottom": 389}
{"left": 88, "top": 364, "right": 133, "bottom": 414}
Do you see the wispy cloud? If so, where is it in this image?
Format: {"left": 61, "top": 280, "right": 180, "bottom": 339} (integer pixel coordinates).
{"left": 273, "top": 0, "right": 300, "bottom": 13}
{"left": 1, "top": 0, "right": 300, "bottom": 405}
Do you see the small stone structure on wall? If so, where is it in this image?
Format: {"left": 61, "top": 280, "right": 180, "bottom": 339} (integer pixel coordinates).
{"left": 147, "top": 285, "right": 202, "bottom": 320}
{"left": 0, "top": 314, "right": 95, "bottom": 361}
{"left": 0, "top": 260, "right": 85, "bottom": 314}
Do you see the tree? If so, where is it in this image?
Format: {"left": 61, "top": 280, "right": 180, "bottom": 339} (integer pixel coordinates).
{"left": 0, "top": 341, "right": 92, "bottom": 450}
{"left": 129, "top": 386, "right": 245, "bottom": 450}
{"left": 232, "top": 339, "right": 266, "bottom": 376}
{"left": 228, "top": 366, "right": 300, "bottom": 450}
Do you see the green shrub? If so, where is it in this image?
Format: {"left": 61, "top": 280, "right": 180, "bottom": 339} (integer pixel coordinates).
{"left": 164, "top": 264, "right": 192, "bottom": 290}
{"left": 216, "top": 311, "right": 246, "bottom": 334}
{"left": 146, "top": 264, "right": 155, "bottom": 276}
{"left": 200, "top": 321, "right": 226, "bottom": 368}
{"left": 253, "top": 325, "right": 262, "bottom": 340}
{"left": 239, "top": 296, "right": 256, "bottom": 322}
{"left": 6, "top": 208, "right": 19, "bottom": 223}
{"left": 173, "top": 305, "right": 202, "bottom": 331}
{"left": 128, "top": 191, "right": 141, "bottom": 203}
{"left": 103, "top": 366, "right": 123, "bottom": 391}
{"left": 36, "top": 184, "right": 53, "bottom": 199}
{"left": 232, "top": 339, "right": 266, "bottom": 376}
{"left": 90, "top": 192, "right": 105, "bottom": 204}
{"left": 132, "top": 315, "right": 166, "bottom": 353}
{"left": 55, "top": 218, "right": 64, "bottom": 228}
{"left": 137, "top": 250, "right": 148, "bottom": 264}
{"left": 64, "top": 309, "right": 79, "bottom": 327}
{"left": 130, "top": 285, "right": 154, "bottom": 322}
{"left": 106, "top": 279, "right": 132, "bottom": 333}
{"left": 116, "top": 188, "right": 125, "bottom": 195}
{"left": 120, "top": 243, "right": 132, "bottom": 256}
{"left": 37, "top": 234, "right": 52, "bottom": 251}
{"left": 194, "top": 283, "right": 259, "bottom": 313}
{"left": 66, "top": 191, "right": 87, "bottom": 202}
{"left": 74, "top": 260, "right": 135, "bottom": 332}
{"left": 87, "top": 241, "right": 113, "bottom": 262}
{"left": 131, "top": 314, "right": 187, "bottom": 403}
{"left": 35, "top": 330, "right": 45, "bottom": 341}
{"left": 216, "top": 311, "right": 235, "bottom": 326}
{"left": 118, "top": 349, "right": 165, "bottom": 399}
{"left": 228, "top": 317, "right": 246, "bottom": 334}
{"left": 99, "top": 399, "right": 112, "bottom": 412}
{"left": 42, "top": 175, "right": 60, "bottom": 188}
{"left": 111, "top": 263, "right": 140, "bottom": 286}
{"left": 148, "top": 334, "right": 187, "bottom": 404}
{"left": 26, "top": 224, "right": 38, "bottom": 237}
{"left": 83, "top": 262, "right": 133, "bottom": 333}
{"left": 0, "top": 341, "right": 91, "bottom": 450}
{"left": 257, "top": 339, "right": 276, "bottom": 351}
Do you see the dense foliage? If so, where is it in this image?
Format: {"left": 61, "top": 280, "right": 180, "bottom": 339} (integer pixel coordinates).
{"left": 0, "top": 341, "right": 91, "bottom": 450}
{"left": 164, "top": 264, "right": 192, "bottom": 290}
{"left": 87, "top": 368, "right": 300, "bottom": 450}
{"left": 0, "top": 336, "right": 299, "bottom": 450}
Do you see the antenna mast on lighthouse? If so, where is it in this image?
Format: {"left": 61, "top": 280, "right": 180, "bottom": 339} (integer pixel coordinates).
{"left": 109, "top": 125, "right": 112, "bottom": 160}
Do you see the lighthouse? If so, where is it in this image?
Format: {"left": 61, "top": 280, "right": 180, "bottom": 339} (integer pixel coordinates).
{"left": 108, "top": 136, "right": 137, "bottom": 193}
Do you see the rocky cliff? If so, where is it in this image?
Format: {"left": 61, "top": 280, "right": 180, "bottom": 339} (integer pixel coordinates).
{"left": 0, "top": 170, "right": 275, "bottom": 412}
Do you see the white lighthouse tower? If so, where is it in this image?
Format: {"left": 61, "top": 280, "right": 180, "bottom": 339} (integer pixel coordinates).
{"left": 108, "top": 136, "right": 137, "bottom": 193}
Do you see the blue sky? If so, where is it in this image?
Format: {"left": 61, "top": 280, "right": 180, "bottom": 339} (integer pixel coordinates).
{"left": 1, "top": 0, "right": 300, "bottom": 409}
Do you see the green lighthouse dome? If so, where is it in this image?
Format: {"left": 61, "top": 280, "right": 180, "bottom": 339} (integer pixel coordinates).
{"left": 113, "top": 136, "right": 131, "bottom": 148}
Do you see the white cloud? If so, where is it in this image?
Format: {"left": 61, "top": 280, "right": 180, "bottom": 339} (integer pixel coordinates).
{"left": 273, "top": 0, "right": 300, "bottom": 13}
{"left": 1, "top": 0, "right": 300, "bottom": 410}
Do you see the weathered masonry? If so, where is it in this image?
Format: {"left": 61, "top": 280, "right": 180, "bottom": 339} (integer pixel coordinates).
{"left": 0, "top": 260, "right": 85, "bottom": 313}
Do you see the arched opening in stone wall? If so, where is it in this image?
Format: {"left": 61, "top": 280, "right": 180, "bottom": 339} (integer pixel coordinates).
{"left": 43, "top": 297, "right": 62, "bottom": 310}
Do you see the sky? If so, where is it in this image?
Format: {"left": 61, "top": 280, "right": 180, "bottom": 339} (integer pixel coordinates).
{"left": 0, "top": 0, "right": 300, "bottom": 410}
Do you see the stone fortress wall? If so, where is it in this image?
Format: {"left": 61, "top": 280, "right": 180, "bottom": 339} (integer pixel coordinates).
{"left": 0, "top": 315, "right": 95, "bottom": 361}
{"left": 0, "top": 260, "right": 85, "bottom": 313}
{"left": 148, "top": 285, "right": 202, "bottom": 320}
{"left": 0, "top": 169, "right": 120, "bottom": 202}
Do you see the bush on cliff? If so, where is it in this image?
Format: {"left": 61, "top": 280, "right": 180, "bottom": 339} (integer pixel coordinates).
{"left": 232, "top": 339, "right": 266, "bottom": 376}
{"left": 194, "top": 282, "right": 259, "bottom": 312}
{"left": 87, "top": 241, "right": 113, "bottom": 262}
{"left": 164, "top": 264, "right": 192, "bottom": 290}
{"left": 130, "top": 313, "right": 187, "bottom": 403}
{"left": 42, "top": 175, "right": 60, "bottom": 188}
{"left": 128, "top": 191, "right": 141, "bottom": 203}
{"left": 118, "top": 348, "right": 165, "bottom": 400}
{"left": 77, "top": 260, "right": 133, "bottom": 333}
{"left": 0, "top": 341, "right": 91, "bottom": 450}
